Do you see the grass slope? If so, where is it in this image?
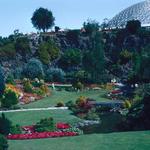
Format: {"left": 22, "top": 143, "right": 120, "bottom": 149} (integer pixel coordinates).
{"left": 2, "top": 109, "right": 81, "bottom": 126}
{"left": 8, "top": 131, "right": 150, "bottom": 150}
{"left": 22, "top": 90, "right": 110, "bottom": 109}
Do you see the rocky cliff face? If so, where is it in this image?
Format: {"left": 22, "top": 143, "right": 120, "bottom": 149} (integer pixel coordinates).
{"left": 1, "top": 29, "right": 150, "bottom": 80}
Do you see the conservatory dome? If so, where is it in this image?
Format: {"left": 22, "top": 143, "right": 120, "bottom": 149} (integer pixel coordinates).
{"left": 108, "top": 0, "right": 150, "bottom": 28}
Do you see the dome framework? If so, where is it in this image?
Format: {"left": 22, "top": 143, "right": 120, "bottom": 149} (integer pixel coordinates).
{"left": 108, "top": 0, "right": 150, "bottom": 28}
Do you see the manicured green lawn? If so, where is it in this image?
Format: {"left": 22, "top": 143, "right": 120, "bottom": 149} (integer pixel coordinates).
{"left": 2, "top": 109, "right": 81, "bottom": 126}
{"left": 22, "top": 89, "right": 110, "bottom": 108}
{"left": 4, "top": 90, "right": 150, "bottom": 150}
{"left": 8, "top": 131, "right": 150, "bottom": 150}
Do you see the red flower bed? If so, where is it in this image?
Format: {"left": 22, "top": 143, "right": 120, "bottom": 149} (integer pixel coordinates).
{"left": 7, "top": 123, "right": 79, "bottom": 140}
{"left": 7, "top": 131, "right": 78, "bottom": 140}
{"left": 111, "top": 90, "right": 122, "bottom": 94}
{"left": 56, "top": 123, "right": 70, "bottom": 129}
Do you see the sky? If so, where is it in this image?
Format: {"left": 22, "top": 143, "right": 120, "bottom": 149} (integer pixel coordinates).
{"left": 0, "top": 0, "right": 144, "bottom": 37}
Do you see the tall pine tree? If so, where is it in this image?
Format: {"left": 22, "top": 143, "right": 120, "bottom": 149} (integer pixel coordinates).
{"left": 83, "top": 32, "right": 105, "bottom": 83}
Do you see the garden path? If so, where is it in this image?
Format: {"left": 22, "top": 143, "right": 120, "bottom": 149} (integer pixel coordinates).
{"left": 0, "top": 107, "right": 68, "bottom": 113}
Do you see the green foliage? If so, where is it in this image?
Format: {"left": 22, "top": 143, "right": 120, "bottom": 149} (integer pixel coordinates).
{"left": 59, "top": 49, "right": 81, "bottom": 69}
{"left": 56, "top": 101, "right": 64, "bottom": 107}
{"left": 0, "top": 66, "right": 5, "bottom": 97}
{"left": 35, "top": 117, "right": 55, "bottom": 132}
{"left": 75, "top": 96, "right": 86, "bottom": 107}
{"left": 38, "top": 44, "right": 50, "bottom": 64}
{"left": 75, "top": 70, "right": 87, "bottom": 82}
{"left": 131, "top": 45, "right": 150, "bottom": 83}
{"left": 120, "top": 84, "right": 150, "bottom": 131}
{"left": 1, "top": 90, "right": 18, "bottom": 108}
{"left": 0, "top": 43, "right": 16, "bottom": 57}
{"left": 0, "top": 134, "right": 8, "bottom": 150}
{"left": 6, "top": 73, "right": 15, "bottom": 85}
{"left": 31, "top": 7, "right": 55, "bottom": 32}
{"left": 85, "top": 108, "right": 99, "bottom": 120}
{"left": 0, "top": 113, "right": 12, "bottom": 135}
{"left": 39, "top": 84, "right": 49, "bottom": 96}
{"left": 126, "top": 20, "right": 141, "bottom": 34}
{"left": 83, "top": 19, "right": 99, "bottom": 36}
{"left": 45, "top": 68, "right": 65, "bottom": 82}
{"left": 13, "top": 67, "right": 23, "bottom": 79}
{"left": 23, "top": 79, "right": 33, "bottom": 93}
{"left": 119, "top": 50, "right": 132, "bottom": 64}
{"left": 83, "top": 32, "right": 105, "bottom": 83}
{"left": 123, "top": 100, "right": 132, "bottom": 109}
{"left": 15, "top": 37, "right": 30, "bottom": 54}
{"left": 38, "top": 40, "right": 60, "bottom": 64}
{"left": 73, "top": 82, "right": 84, "bottom": 91}
{"left": 23, "top": 58, "right": 44, "bottom": 79}
{"left": 32, "top": 78, "right": 44, "bottom": 87}
{"left": 65, "top": 101, "right": 75, "bottom": 109}
{"left": 10, "top": 124, "right": 22, "bottom": 134}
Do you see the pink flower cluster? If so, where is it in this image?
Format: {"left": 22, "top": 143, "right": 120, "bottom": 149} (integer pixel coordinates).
{"left": 56, "top": 123, "right": 70, "bottom": 129}
{"left": 7, "top": 131, "right": 78, "bottom": 140}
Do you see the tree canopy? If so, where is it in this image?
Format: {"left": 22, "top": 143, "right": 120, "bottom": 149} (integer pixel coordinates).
{"left": 31, "top": 7, "right": 55, "bottom": 32}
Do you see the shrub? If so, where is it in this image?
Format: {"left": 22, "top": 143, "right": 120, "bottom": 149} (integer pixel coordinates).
{"left": 6, "top": 73, "right": 15, "bottom": 85}
{"left": 0, "top": 43, "right": 16, "bottom": 57}
{"left": 15, "top": 37, "right": 30, "bottom": 54}
{"left": 97, "top": 105, "right": 112, "bottom": 112}
{"left": 13, "top": 67, "right": 23, "bottom": 79}
{"left": 123, "top": 100, "right": 132, "bottom": 109}
{"left": 65, "top": 101, "right": 75, "bottom": 109}
{"left": 0, "top": 113, "right": 12, "bottom": 135}
{"left": 35, "top": 117, "right": 55, "bottom": 132}
{"left": 45, "top": 68, "right": 65, "bottom": 82}
{"left": 23, "top": 58, "right": 44, "bottom": 79}
{"left": 75, "top": 70, "right": 86, "bottom": 82}
{"left": 38, "top": 40, "right": 60, "bottom": 64}
{"left": 73, "top": 82, "right": 84, "bottom": 91}
{"left": 83, "top": 19, "right": 99, "bottom": 35}
{"left": 1, "top": 89, "right": 18, "bottom": 108}
{"left": 119, "top": 50, "right": 133, "bottom": 64}
{"left": 32, "top": 78, "right": 44, "bottom": 87}
{"left": 39, "top": 84, "right": 49, "bottom": 96}
{"left": 0, "top": 66, "right": 5, "bottom": 97}
{"left": 34, "top": 89, "right": 44, "bottom": 96}
{"left": 59, "top": 49, "right": 81, "bottom": 69}
{"left": 23, "top": 79, "right": 33, "bottom": 93}
{"left": 75, "top": 96, "right": 87, "bottom": 107}
{"left": 38, "top": 43, "right": 50, "bottom": 64}
{"left": 56, "top": 101, "right": 64, "bottom": 107}
{"left": 0, "top": 134, "right": 8, "bottom": 150}
{"left": 10, "top": 125, "right": 22, "bottom": 134}
{"left": 85, "top": 108, "right": 100, "bottom": 121}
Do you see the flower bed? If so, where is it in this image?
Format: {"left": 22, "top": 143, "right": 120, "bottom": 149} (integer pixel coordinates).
{"left": 8, "top": 123, "right": 81, "bottom": 140}
{"left": 7, "top": 131, "right": 78, "bottom": 140}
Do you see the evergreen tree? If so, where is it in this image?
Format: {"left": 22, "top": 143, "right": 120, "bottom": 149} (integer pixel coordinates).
{"left": 83, "top": 32, "right": 105, "bottom": 83}
{"left": 0, "top": 113, "right": 12, "bottom": 135}
{"left": 23, "top": 58, "right": 44, "bottom": 79}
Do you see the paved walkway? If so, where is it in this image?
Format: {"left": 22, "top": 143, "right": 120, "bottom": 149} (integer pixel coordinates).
{"left": 0, "top": 107, "right": 68, "bottom": 113}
